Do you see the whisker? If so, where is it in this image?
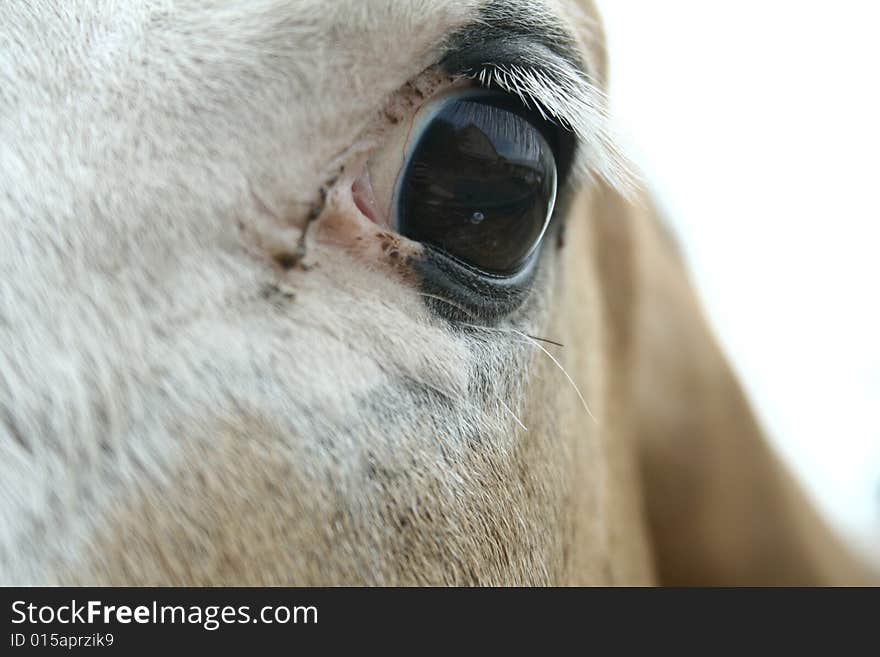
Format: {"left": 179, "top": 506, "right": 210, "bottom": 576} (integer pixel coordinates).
{"left": 462, "top": 323, "right": 597, "bottom": 425}
{"left": 416, "top": 294, "right": 564, "bottom": 349}
{"left": 411, "top": 296, "right": 589, "bottom": 423}
{"left": 526, "top": 334, "right": 565, "bottom": 348}
{"left": 498, "top": 398, "right": 528, "bottom": 432}
{"left": 510, "top": 329, "right": 597, "bottom": 424}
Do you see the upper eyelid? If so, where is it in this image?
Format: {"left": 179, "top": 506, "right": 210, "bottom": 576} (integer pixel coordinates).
{"left": 434, "top": 25, "right": 632, "bottom": 193}
{"left": 440, "top": 34, "right": 588, "bottom": 124}
{"left": 443, "top": 52, "right": 632, "bottom": 194}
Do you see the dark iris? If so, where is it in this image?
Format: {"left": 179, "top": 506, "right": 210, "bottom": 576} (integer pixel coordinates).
{"left": 395, "top": 91, "right": 558, "bottom": 275}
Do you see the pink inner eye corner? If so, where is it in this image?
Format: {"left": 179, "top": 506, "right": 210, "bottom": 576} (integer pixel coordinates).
{"left": 351, "top": 167, "right": 381, "bottom": 225}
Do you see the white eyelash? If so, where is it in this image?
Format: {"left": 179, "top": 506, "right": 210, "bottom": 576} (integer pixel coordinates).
{"left": 469, "top": 63, "right": 635, "bottom": 195}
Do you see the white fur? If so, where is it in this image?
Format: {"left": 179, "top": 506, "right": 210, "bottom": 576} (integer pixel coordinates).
{"left": 0, "top": 0, "right": 617, "bottom": 584}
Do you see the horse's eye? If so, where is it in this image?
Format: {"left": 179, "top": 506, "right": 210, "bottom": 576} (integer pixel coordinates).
{"left": 394, "top": 91, "right": 558, "bottom": 276}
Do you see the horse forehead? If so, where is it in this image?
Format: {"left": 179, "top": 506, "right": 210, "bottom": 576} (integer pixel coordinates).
{"left": 0, "top": 0, "right": 484, "bottom": 126}
{"left": 0, "top": 0, "right": 599, "bottom": 184}
{"left": 0, "top": 1, "right": 484, "bottom": 220}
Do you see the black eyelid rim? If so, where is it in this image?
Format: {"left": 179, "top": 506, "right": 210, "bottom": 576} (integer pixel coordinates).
{"left": 414, "top": 241, "right": 543, "bottom": 322}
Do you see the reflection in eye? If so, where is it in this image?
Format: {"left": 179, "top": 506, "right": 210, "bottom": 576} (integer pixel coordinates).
{"left": 395, "top": 92, "right": 558, "bottom": 275}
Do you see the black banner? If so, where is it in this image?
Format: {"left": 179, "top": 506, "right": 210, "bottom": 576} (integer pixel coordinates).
{"left": 1, "top": 587, "right": 876, "bottom": 651}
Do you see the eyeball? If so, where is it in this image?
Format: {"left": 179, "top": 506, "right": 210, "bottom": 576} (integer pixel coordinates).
{"left": 393, "top": 90, "right": 558, "bottom": 276}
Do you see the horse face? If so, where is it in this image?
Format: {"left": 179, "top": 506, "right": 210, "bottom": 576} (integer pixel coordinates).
{"left": 0, "top": 0, "right": 631, "bottom": 584}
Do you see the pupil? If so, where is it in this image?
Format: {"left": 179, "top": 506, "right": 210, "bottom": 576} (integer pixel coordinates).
{"left": 396, "top": 93, "right": 557, "bottom": 275}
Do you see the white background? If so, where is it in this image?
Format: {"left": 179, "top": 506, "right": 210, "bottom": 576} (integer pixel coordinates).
{"left": 598, "top": 0, "right": 880, "bottom": 564}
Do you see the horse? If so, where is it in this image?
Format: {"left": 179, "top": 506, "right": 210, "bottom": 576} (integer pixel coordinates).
{"left": 0, "top": 0, "right": 869, "bottom": 585}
